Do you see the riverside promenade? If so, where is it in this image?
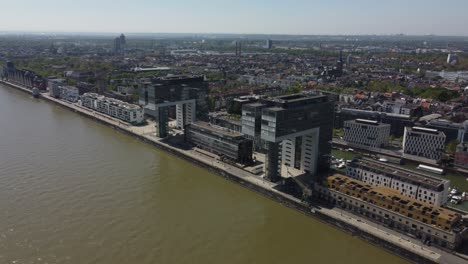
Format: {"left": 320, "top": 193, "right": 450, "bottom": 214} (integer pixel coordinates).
{"left": 2, "top": 80, "right": 467, "bottom": 264}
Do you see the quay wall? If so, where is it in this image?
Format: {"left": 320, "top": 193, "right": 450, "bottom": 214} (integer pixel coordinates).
{"left": 0, "top": 80, "right": 438, "bottom": 264}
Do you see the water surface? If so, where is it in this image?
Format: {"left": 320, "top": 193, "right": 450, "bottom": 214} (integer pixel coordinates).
{"left": 0, "top": 85, "right": 408, "bottom": 264}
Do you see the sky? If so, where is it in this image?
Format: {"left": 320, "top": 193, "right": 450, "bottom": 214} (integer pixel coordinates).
{"left": 1, "top": 0, "right": 468, "bottom": 36}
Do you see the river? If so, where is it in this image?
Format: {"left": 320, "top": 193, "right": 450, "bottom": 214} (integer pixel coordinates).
{"left": 0, "top": 84, "right": 408, "bottom": 264}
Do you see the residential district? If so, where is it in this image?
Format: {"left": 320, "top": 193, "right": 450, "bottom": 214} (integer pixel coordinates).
{"left": 2, "top": 33, "right": 468, "bottom": 262}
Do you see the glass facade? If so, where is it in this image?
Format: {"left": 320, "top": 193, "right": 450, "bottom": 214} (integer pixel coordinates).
{"left": 185, "top": 122, "right": 253, "bottom": 164}
{"left": 139, "top": 76, "right": 209, "bottom": 120}
{"left": 243, "top": 94, "right": 334, "bottom": 181}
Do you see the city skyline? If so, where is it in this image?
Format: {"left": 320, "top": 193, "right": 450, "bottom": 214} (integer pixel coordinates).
{"left": 1, "top": 0, "right": 468, "bottom": 36}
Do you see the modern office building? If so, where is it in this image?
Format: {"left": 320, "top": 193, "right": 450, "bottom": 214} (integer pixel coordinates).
{"left": 316, "top": 175, "right": 466, "bottom": 250}
{"left": 138, "top": 75, "right": 208, "bottom": 138}
{"left": 76, "top": 82, "right": 96, "bottom": 95}
{"left": 185, "top": 121, "right": 253, "bottom": 164}
{"left": 403, "top": 127, "right": 446, "bottom": 161}
{"left": 265, "top": 39, "right": 273, "bottom": 49}
{"left": 242, "top": 94, "right": 334, "bottom": 182}
{"left": 426, "top": 119, "right": 468, "bottom": 144}
{"left": 346, "top": 159, "right": 450, "bottom": 206}
{"left": 48, "top": 78, "right": 67, "bottom": 97}
{"left": 81, "top": 93, "right": 144, "bottom": 124}
{"left": 59, "top": 86, "right": 80, "bottom": 102}
{"left": 208, "top": 112, "right": 242, "bottom": 133}
{"left": 343, "top": 119, "right": 390, "bottom": 148}
{"left": 335, "top": 108, "right": 415, "bottom": 137}
{"left": 241, "top": 102, "right": 265, "bottom": 150}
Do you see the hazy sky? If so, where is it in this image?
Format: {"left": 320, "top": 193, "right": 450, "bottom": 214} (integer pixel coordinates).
{"left": 1, "top": 0, "right": 468, "bottom": 35}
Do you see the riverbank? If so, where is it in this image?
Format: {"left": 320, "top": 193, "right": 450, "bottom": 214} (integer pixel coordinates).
{"left": 1, "top": 80, "right": 466, "bottom": 264}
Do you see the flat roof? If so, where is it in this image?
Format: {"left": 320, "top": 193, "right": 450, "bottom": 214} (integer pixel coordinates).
{"left": 349, "top": 119, "right": 389, "bottom": 126}
{"left": 328, "top": 175, "right": 460, "bottom": 225}
{"left": 265, "top": 93, "right": 327, "bottom": 104}
{"left": 244, "top": 102, "right": 265, "bottom": 108}
{"left": 82, "top": 93, "right": 142, "bottom": 110}
{"left": 190, "top": 121, "right": 243, "bottom": 138}
{"left": 349, "top": 159, "right": 448, "bottom": 190}
{"left": 413, "top": 126, "right": 438, "bottom": 132}
{"left": 356, "top": 119, "right": 378, "bottom": 125}
{"left": 408, "top": 126, "right": 442, "bottom": 135}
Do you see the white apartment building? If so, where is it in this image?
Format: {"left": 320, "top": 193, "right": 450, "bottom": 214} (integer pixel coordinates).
{"left": 343, "top": 119, "right": 390, "bottom": 148}
{"left": 403, "top": 127, "right": 446, "bottom": 161}
{"left": 80, "top": 93, "right": 144, "bottom": 124}
{"left": 346, "top": 159, "right": 450, "bottom": 206}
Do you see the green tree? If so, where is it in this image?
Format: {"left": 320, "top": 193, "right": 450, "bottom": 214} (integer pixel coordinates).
{"left": 446, "top": 139, "right": 460, "bottom": 154}
{"left": 333, "top": 128, "right": 343, "bottom": 138}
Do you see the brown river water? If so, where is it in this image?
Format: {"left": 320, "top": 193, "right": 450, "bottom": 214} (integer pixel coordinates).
{"left": 0, "top": 84, "right": 408, "bottom": 263}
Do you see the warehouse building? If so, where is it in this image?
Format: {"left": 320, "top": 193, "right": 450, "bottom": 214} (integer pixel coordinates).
{"left": 346, "top": 159, "right": 450, "bottom": 206}
{"left": 315, "top": 175, "right": 467, "bottom": 250}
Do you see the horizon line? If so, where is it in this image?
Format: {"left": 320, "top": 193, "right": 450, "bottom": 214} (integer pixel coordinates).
{"left": 1, "top": 30, "right": 468, "bottom": 38}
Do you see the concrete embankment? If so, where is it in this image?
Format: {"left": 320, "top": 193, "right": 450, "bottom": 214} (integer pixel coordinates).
{"left": 0, "top": 80, "right": 451, "bottom": 264}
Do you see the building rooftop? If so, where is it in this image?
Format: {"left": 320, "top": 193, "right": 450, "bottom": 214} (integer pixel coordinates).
{"left": 340, "top": 108, "right": 412, "bottom": 119}
{"left": 327, "top": 175, "right": 461, "bottom": 230}
{"left": 190, "top": 121, "right": 244, "bottom": 138}
{"left": 429, "top": 119, "right": 463, "bottom": 129}
{"left": 348, "top": 158, "right": 449, "bottom": 191}
{"left": 265, "top": 93, "right": 327, "bottom": 104}
{"left": 244, "top": 102, "right": 265, "bottom": 108}
{"left": 348, "top": 119, "right": 389, "bottom": 126}
{"left": 209, "top": 112, "right": 242, "bottom": 126}
{"left": 419, "top": 114, "right": 442, "bottom": 122}
{"left": 408, "top": 126, "right": 443, "bottom": 135}
{"left": 260, "top": 93, "right": 330, "bottom": 112}
{"left": 82, "top": 93, "right": 142, "bottom": 110}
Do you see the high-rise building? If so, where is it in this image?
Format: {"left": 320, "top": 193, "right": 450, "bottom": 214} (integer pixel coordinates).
{"left": 265, "top": 39, "right": 272, "bottom": 49}
{"left": 447, "top": 53, "right": 459, "bottom": 65}
{"left": 138, "top": 75, "right": 208, "bottom": 138}
{"left": 234, "top": 41, "right": 242, "bottom": 57}
{"left": 242, "top": 102, "right": 265, "bottom": 150}
{"left": 242, "top": 94, "right": 334, "bottom": 182}
{"left": 113, "top": 33, "right": 126, "bottom": 54}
